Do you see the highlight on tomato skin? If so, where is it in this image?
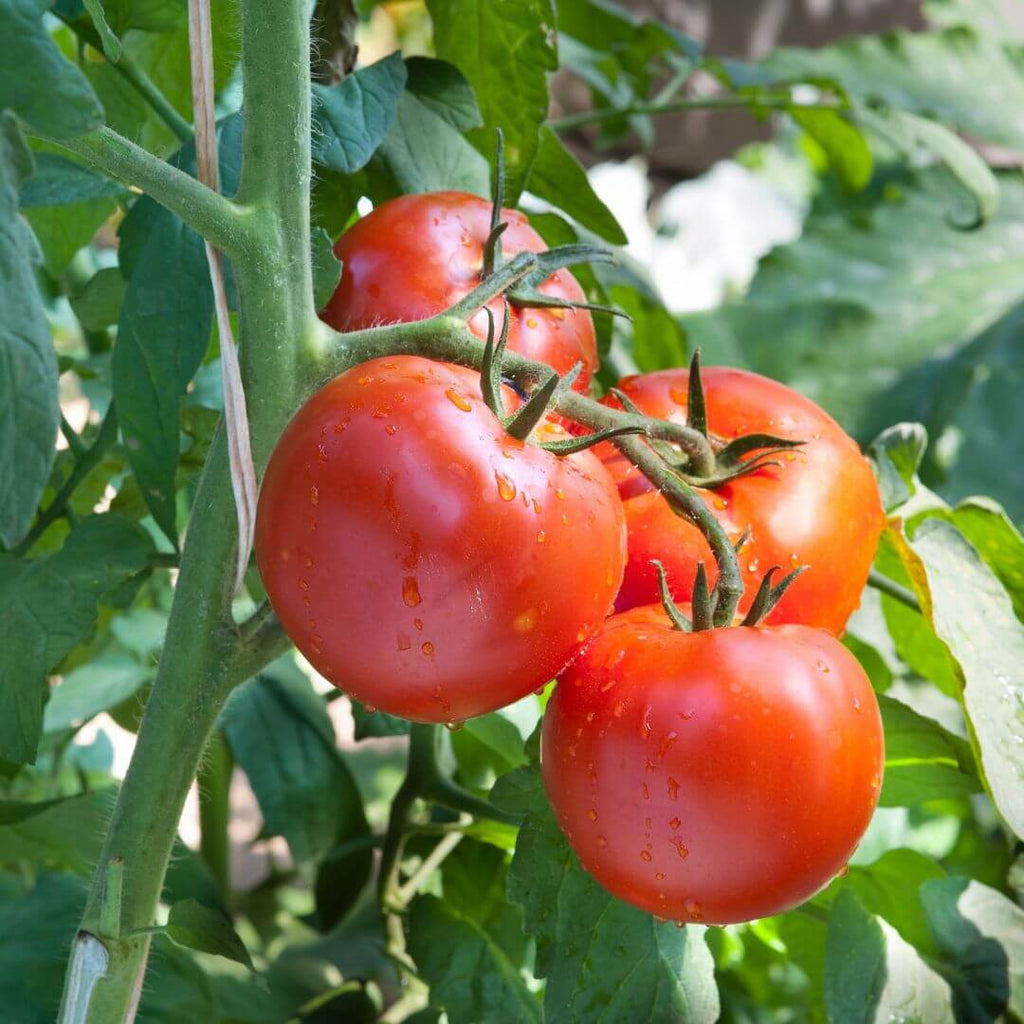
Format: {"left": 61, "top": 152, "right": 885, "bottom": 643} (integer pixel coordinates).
{"left": 541, "top": 605, "right": 884, "bottom": 926}
{"left": 598, "top": 366, "right": 885, "bottom": 635}
{"left": 319, "top": 191, "right": 600, "bottom": 392}
{"left": 254, "top": 354, "right": 627, "bottom": 724}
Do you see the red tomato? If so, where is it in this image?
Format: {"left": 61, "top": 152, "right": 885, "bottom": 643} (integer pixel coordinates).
{"left": 542, "top": 606, "right": 883, "bottom": 924}
{"left": 255, "top": 356, "right": 626, "bottom": 723}
{"left": 320, "top": 191, "right": 598, "bottom": 391}
{"left": 600, "top": 367, "right": 884, "bottom": 634}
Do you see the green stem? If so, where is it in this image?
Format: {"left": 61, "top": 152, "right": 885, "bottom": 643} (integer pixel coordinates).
{"left": 35, "top": 126, "right": 252, "bottom": 257}
{"left": 549, "top": 92, "right": 840, "bottom": 132}
{"left": 15, "top": 405, "right": 118, "bottom": 557}
{"left": 197, "top": 730, "right": 234, "bottom": 899}
{"left": 868, "top": 568, "right": 922, "bottom": 612}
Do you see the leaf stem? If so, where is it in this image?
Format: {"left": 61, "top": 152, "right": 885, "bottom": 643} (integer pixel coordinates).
{"left": 34, "top": 126, "right": 253, "bottom": 257}
{"left": 868, "top": 568, "right": 921, "bottom": 612}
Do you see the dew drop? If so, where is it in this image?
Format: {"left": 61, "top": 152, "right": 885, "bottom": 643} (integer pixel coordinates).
{"left": 537, "top": 530, "right": 547, "bottom": 544}
{"left": 672, "top": 838, "right": 689, "bottom": 859}
{"left": 413, "top": 617, "right": 423, "bottom": 631}
{"left": 280, "top": 549, "right": 290, "bottom": 562}
{"left": 445, "top": 387, "right": 472, "bottom": 412}
{"left": 495, "top": 472, "right": 517, "bottom": 501}
{"left": 526, "top": 317, "right": 538, "bottom": 329}
{"left": 356, "top": 375, "right": 372, "bottom": 385}
{"left": 587, "top": 808, "right": 598, "bottom": 822}
{"left": 298, "top": 579, "right": 309, "bottom": 591}
{"left": 532, "top": 498, "right": 542, "bottom": 514}
{"left": 445, "top": 720, "right": 464, "bottom": 732}
{"left": 303, "top": 556, "right": 314, "bottom": 568}
{"left": 397, "top": 635, "right": 411, "bottom": 651}
{"left": 385, "top": 424, "right": 398, "bottom": 436}
{"left": 817, "top": 659, "right": 831, "bottom": 673}
{"left": 596, "top": 835, "right": 607, "bottom": 847}
{"left": 684, "top": 897, "right": 702, "bottom": 916}
{"left": 402, "top": 577, "right": 422, "bottom": 607}
{"left": 613, "top": 700, "right": 627, "bottom": 717}
{"left": 658, "top": 732, "right": 678, "bottom": 757}
{"left": 669, "top": 817, "right": 681, "bottom": 830}
{"left": 713, "top": 497, "right": 727, "bottom": 510}
{"left": 667, "top": 777, "right": 680, "bottom": 800}
{"left": 364, "top": 704, "right": 377, "bottom": 714}
{"left": 655, "top": 872, "right": 665, "bottom": 880}
{"left": 870, "top": 773, "right": 881, "bottom": 788}
{"left": 555, "top": 488, "right": 566, "bottom": 500}
{"left": 561, "top": 514, "right": 571, "bottom": 526}
{"left": 642, "top": 783, "right": 650, "bottom": 801}
{"left": 421, "top": 641, "right": 435, "bottom": 655}
{"left": 853, "top": 696, "right": 862, "bottom": 711}
{"left": 640, "top": 850, "right": 652, "bottom": 862}
{"left": 576, "top": 629, "right": 588, "bottom": 643}
{"left": 309, "top": 485, "right": 319, "bottom": 506}
{"left": 551, "top": 308, "right": 566, "bottom": 321}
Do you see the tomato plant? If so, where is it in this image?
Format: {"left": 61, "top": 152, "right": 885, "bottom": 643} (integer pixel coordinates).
{"left": 542, "top": 605, "right": 884, "bottom": 924}
{"left": 321, "top": 191, "right": 600, "bottom": 390}
{"left": 256, "top": 354, "right": 625, "bottom": 722}
{"left": 601, "top": 366, "right": 885, "bottom": 634}
{"left": 1, "top": 1, "right": 1021, "bottom": 1023}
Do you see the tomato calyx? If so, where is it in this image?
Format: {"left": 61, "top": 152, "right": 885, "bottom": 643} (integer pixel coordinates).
{"left": 617, "top": 350, "right": 806, "bottom": 487}
{"left": 481, "top": 130, "right": 627, "bottom": 322}
{"left": 480, "top": 305, "right": 645, "bottom": 452}
{"left": 652, "top": 554, "right": 807, "bottom": 632}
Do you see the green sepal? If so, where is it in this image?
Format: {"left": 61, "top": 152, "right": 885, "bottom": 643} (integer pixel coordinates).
{"left": 685, "top": 448, "right": 794, "bottom": 488}
{"left": 519, "top": 243, "right": 616, "bottom": 285}
{"left": 480, "top": 304, "right": 510, "bottom": 420}
{"left": 537, "top": 424, "right": 645, "bottom": 456}
{"left": 687, "top": 349, "right": 708, "bottom": 437}
{"left": 504, "top": 371, "right": 560, "bottom": 441}
{"left": 740, "top": 565, "right": 808, "bottom": 627}
{"left": 508, "top": 289, "right": 630, "bottom": 320}
{"left": 651, "top": 560, "right": 692, "bottom": 632}
{"left": 607, "top": 387, "right": 643, "bottom": 415}
{"left": 691, "top": 562, "right": 713, "bottom": 632}
{"left": 483, "top": 127, "right": 506, "bottom": 277}
{"left": 715, "top": 434, "right": 804, "bottom": 468}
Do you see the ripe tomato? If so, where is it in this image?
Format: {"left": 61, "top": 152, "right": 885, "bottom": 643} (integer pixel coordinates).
{"left": 600, "top": 367, "right": 884, "bottom": 634}
{"left": 542, "top": 606, "right": 883, "bottom": 924}
{"left": 255, "top": 355, "right": 626, "bottom": 723}
{"left": 319, "top": 192, "right": 598, "bottom": 391}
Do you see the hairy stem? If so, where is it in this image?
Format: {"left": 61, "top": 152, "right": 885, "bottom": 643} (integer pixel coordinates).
{"left": 37, "top": 126, "right": 252, "bottom": 256}
{"left": 197, "top": 731, "right": 234, "bottom": 899}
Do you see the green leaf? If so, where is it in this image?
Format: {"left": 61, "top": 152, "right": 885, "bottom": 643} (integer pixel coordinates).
{"left": 903, "top": 518, "right": 1024, "bottom": 838}
{"left": 0, "top": 515, "right": 154, "bottom": 763}
{"left": 426, "top": 0, "right": 557, "bottom": 203}
{"left": 0, "top": 790, "right": 116, "bottom": 874}
{"left": 408, "top": 894, "right": 542, "bottom": 1024}
{"left": 877, "top": 693, "right": 980, "bottom": 807}
{"left": 921, "top": 876, "right": 1024, "bottom": 1020}
{"left": 844, "top": 848, "right": 946, "bottom": 957}
{"left": 311, "top": 51, "right": 407, "bottom": 173}
{"left": 23, "top": 195, "right": 117, "bottom": 276}
{"left": 825, "top": 889, "right": 954, "bottom": 1024}
{"left": 951, "top": 498, "right": 1024, "bottom": 621}
{"left": 18, "top": 153, "right": 125, "bottom": 206}
{"left": 526, "top": 128, "right": 626, "bottom": 245}
{"left": 492, "top": 747, "right": 720, "bottom": 1023}
{"left": 114, "top": 114, "right": 242, "bottom": 543}
{"left": 0, "top": 873, "right": 88, "bottom": 1023}
{"left": 0, "top": 115, "right": 59, "bottom": 549}
{"left": 791, "top": 108, "right": 873, "bottom": 192}
{"left": 70, "top": 266, "right": 127, "bottom": 332}
{"left": 311, "top": 226, "right": 343, "bottom": 311}
{"left": 224, "top": 657, "right": 370, "bottom": 867}
{"left": 165, "top": 899, "right": 256, "bottom": 972}
{"left": 43, "top": 653, "right": 153, "bottom": 734}
{"left": 451, "top": 711, "right": 528, "bottom": 789}
{"left": 82, "top": 0, "right": 122, "bottom": 62}
{"left": 405, "top": 56, "right": 482, "bottom": 131}
{"left": 867, "top": 422, "right": 927, "bottom": 513}
{"left": 765, "top": 27, "right": 1024, "bottom": 150}
{"left": 0, "top": 0, "right": 103, "bottom": 139}
{"left": 376, "top": 92, "right": 490, "bottom": 197}
{"left": 609, "top": 282, "right": 687, "bottom": 372}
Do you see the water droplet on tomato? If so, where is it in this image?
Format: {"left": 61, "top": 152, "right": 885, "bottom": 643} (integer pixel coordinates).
{"left": 561, "top": 514, "right": 571, "bottom": 526}
{"left": 495, "top": 472, "right": 516, "bottom": 501}
{"left": 298, "top": 579, "right": 309, "bottom": 591}
{"left": 655, "top": 872, "right": 665, "bottom": 881}
{"left": 421, "top": 641, "right": 434, "bottom": 655}
{"left": 596, "top": 835, "right": 607, "bottom": 848}
{"left": 513, "top": 608, "right": 537, "bottom": 633}
{"left": 667, "top": 777, "right": 679, "bottom": 800}
{"left": 532, "top": 498, "right": 542, "bottom": 514}
{"left": 397, "top": 635, "right": 411, "bottom": 651}
{"left": 870, "top": 773, "right": 880, "bottom": 788}
{"left": 853, "top": 696, "right": 861, "bottom": 711}
{"left": 402, "top": 577, "right": 422, "bottom": 607}
{"left": 536, "top": 530, "right": 547, "bottom": 544}
{"left": 713, "top": 497, "right": 727, "bottom": 510}
{"left": 641, "top": 783, "right": 650, "bottom": 801}
{"left": 587, "top": 808, "right": 597, "bottom": 822}
{"left": 684, "top": 897, "right": 702, "bottom": 916}
{"left": 413, "top": 618, "right": 423, "bottom": 631}
{"left": 280, "top": 549, "right": 290, "bottom": 561}
{"left": 357, "top": 375, "right": 372, "bottom": 385}
{"left": 445, "top": 720, "right": 464, "bottom": 732}
{"left": 385, "top": 424, "right": 397, "bottom": 436}
{"left": 364, "top": 704, "right": 377, "bottom": 714}
{"left": 669, "top": 817, "right": 681, "bottom": 830}
{"left": 640, "top": 850, "right": 652, "bottom": 862}
{"left": 613, "top": 701, "right": 626, "bottom": 717}
{"left": 658, "top": 732, "right": 678, "bottom": 757}
{"left": 445, "top": 387, "right": 471, "bottom": 412}
{"left": 551, "top": 308, "right": 566, "bottom": 321}
{"left": 817, "top": 659, "right": 831, "bottom": 673}
{"left": 555, "top": 488, "right": 566, "bottom": 500}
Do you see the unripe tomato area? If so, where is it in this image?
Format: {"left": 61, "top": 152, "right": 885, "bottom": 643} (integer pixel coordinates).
{"left": 256, "top": 192, "right": 887, "bottom": 925}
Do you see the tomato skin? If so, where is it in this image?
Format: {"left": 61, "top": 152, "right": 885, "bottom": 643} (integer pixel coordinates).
{"left": 542, "top": 606, "right": 883, "bottom": 924}
{"left": 600, "top": 367, "right": 884, "bottom": 634}
{"left": 255, "top": 356, "right": 626, "bottom": 723}
{"left": 320, "top": 192, "right": 598, "bottom": 391}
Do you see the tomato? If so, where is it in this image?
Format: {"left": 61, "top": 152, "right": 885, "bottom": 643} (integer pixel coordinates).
{"left": 320, "top": 191, "right": 599, "bottom": 391}
{"left": 255, "top": 355, "right": 626, "bottom": 723}
{"left": 542, "top": 606, "right": 883, "bottom": 924}
{"left": 600, "top": 367, "right": 884, "bottom": 634}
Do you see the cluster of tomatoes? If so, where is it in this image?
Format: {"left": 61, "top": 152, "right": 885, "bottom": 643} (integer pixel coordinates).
{"left": 255, "top": 191, "right": 886, "bottom": 927}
